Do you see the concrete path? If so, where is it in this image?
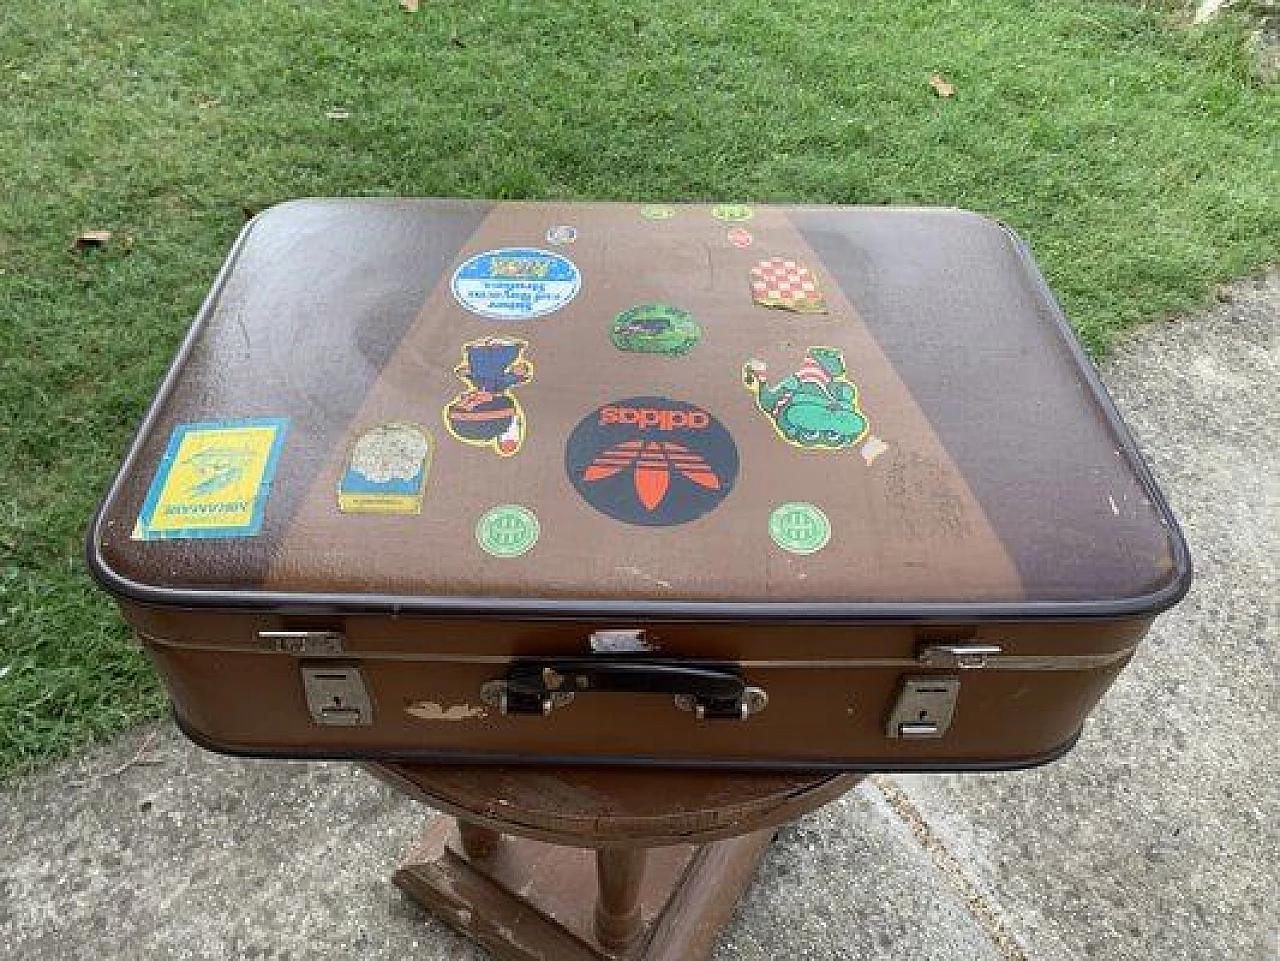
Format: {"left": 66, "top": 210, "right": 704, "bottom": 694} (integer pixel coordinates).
{"left": 2, "top": 275, "right": 1275, "bottom": 961}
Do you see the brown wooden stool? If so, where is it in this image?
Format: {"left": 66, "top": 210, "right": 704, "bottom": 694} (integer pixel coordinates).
{"left": 365, "top": 764, "right": 862, "bottom": 960}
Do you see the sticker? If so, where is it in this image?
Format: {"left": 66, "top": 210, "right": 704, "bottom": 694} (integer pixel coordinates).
{"left": 727, "top": 227, "right": 754, "bottom": 248}
{"left": 769, "top": 502, "right": 831, "bottom": 555}
{"left": 640, "top": 204, "right": 677, "bottom": 220}
{"left": 338, "top": 423, "right": 432, "bottom": 514}
{"left": 476, "top": 504, "right": 540, "bottom": 557}
{"left": 452, "top": 248, "right": 580, "bottom": 320}
{"left": 860, "top": 435, "right": 889, "bottom": 465}
{"left": 743, "top": 348, "right": 869, "bottom": 450}
{"left": 565, "top": 397, "right": 738, "bottom": 527}
{"left": 750, "top": 257, "right": 828, "bottom": 313}
{"left": 132, "top": 418, "right": 288, "bottom": 540}
{"left": 589, "top": 630, "right": 658, "bottom": 653}
{"left": 610, "top": 304, "right": 703, "bottom": 356}
{"left": 405, "top": 701, "right": 488, "bottom": 721}
{"left": 546, "top": 225, "right": 577, "bottom": 246}
{"left": 443, "top": 338, "right": 532, "bottom": 457}
{"left": 712, "top": 204, "right": 755, "bottom": 223}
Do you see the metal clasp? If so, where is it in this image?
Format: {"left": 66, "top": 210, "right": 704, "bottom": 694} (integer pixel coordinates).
{"left": 886, "top": 676, "right": 961, "bottom": 739}
{"left": 260, "top": 630, "right": 345, "bottom": 656}
{"left": 301, "top": 664, "right": 372, "bottom": 726}
{"left": 917, "top": 643, "right": 1002, "bottom": 669}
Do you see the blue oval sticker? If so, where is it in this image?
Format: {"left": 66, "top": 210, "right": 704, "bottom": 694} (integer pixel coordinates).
{"left": 451, "top": 248, "right": 581, "bottom": 321}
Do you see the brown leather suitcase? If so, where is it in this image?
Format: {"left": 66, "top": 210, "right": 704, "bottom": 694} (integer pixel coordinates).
{"left": 88, "top": 200, "right": 1190, "bottom": 770}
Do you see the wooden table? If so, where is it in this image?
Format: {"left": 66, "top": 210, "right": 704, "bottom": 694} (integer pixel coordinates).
{"left": 366, "top": 764, "right": 863, "bottom": 960}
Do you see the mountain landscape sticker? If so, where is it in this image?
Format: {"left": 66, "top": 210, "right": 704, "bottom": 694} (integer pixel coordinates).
{"left": 565, "top": 397, "right": 738, "bottom": 527}
{"left": 132, "top": 417, "right": 288, "bottom": 540}
{"left": 451, "top": 248, "right": 580, "bottom": 320}
{"left": 338, "top": 423, "right": 432, "bottom": 514}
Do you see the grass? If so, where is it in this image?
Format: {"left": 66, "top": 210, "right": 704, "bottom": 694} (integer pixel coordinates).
{"left": 0, "top": 0, "right": 1275, "bottom": 781}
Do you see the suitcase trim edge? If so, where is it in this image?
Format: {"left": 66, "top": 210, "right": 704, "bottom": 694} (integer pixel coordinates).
{"left": 169, "top": 701, "right": 1085, "bottom": 773}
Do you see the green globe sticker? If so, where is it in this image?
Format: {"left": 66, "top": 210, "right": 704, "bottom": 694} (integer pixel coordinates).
{"left": 640, "top": 204, "right": 677, "bottom": 221}
{"left": 476, "top": 504, "right": 540, "bottom": 558}
{"left": 712, "top": 203, "right": 754, "bottom": 223}
{"left": 769, "top": 502, "right": 831, "bottom": 555}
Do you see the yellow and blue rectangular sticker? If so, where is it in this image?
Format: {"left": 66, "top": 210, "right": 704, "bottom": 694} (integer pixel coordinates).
{"left": 131, "top": 418, "right": 288, "bottom": 540}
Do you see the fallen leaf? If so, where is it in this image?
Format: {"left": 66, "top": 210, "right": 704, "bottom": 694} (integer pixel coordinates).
{"left": 325, "top": 108, "right": 351, "bottom": 120}
{"left": 399, "top": 0, "right": 419, "bottom": 10}
{"left": 72, "top": 230, "right": 112, "bottom": 251}
{"left": 929, "top": 74, "right": 956, "bottom": 98}
{"left": 197, "top": 96, "right": 221, "bottom": 109}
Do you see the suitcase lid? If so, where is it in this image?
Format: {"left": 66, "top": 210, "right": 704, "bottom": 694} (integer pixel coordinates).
{"left": 89, "top": 200, "right": 1190, "bottom": 622}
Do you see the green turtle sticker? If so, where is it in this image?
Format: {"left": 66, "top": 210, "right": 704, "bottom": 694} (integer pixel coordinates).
{"left": 712, "top": 204, "right": 754, "bottom": 223}
{"left": 610, "top": 304, "right": 703, "bottom": 356}
{"left": 769, "top": 502, "right": 831, "bottom": 555}
{"left": 476, "top": 504, "right": 540, "bottom": 557}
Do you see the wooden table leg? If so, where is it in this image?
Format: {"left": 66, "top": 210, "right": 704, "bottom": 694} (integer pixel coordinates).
{"left": 394, "top": 816, "right": 779, "bottom": 961}
{"left": 458, "top": 819, "right": 501, "bottom": 860}
{"left": 594, "top": 848, "right": 648, "bottom": 950}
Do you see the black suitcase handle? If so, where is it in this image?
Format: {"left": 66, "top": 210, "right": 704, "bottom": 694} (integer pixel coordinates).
{"left": 479, "top": 659, "right": 767, "bottom": 719}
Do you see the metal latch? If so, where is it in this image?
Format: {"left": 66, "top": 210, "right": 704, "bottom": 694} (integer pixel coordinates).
{"left": 917, "top": 643, "right": 1002, "bottom": 669}
{"left": 261, "top": 630, "right": 345, "bottom": 656}
{"left": 301, "top": 665, "right": 373, "bottom": 726}
{"left": 886, "top": 676, "right": 961, "bottom": 739}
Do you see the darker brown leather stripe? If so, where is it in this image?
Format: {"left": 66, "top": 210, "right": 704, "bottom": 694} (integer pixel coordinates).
{"left": 793, "top": 209, "right": 1175, "bottom": 603}
{"left": 101, "top": 200, "right": 491, "bottom": 589}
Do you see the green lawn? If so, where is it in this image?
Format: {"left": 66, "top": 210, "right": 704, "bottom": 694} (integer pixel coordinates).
{"left": 0, "top": 0, "right": 1275, "bottom": 780}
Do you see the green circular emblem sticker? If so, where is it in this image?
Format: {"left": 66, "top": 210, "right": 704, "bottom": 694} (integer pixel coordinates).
{"left": 712, "top": 203, "right": 754, "bottom": 223}
{"left": 640, "top": 204, "right": 677, "bottom": 220}
{"left": 476, "top": 504, "right": 540, "bottom": 557}
{"left": 768, "top": 502, "right": 831, "bottom": 555}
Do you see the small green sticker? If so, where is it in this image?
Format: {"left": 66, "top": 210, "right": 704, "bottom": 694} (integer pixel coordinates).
{"left": 769, "top": 502, "right": 831, "bottom": 555}
{"left": 476, "top": 504, "right": 540, "bottom": 557}
{"left": 640, "top": 204, "right": 677, "bottom": 220}
{"left": 610, "top": 304, "right": 703, "bottom": 356}
{"left": 712, "top": 204, "right": 754, "bottom": 223}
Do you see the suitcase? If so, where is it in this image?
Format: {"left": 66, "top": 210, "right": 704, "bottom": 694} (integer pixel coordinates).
{"left": 88, "top": 200, "right": 1190, "bottom": 770}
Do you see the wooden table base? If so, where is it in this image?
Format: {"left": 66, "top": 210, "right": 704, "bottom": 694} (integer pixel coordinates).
{"left": 372, "top": 763, "right": 861, "bottom": 961}
{"left": 394, "top": 815, "right": 774, "bottom": 961}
